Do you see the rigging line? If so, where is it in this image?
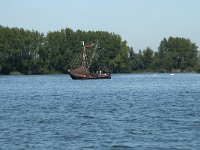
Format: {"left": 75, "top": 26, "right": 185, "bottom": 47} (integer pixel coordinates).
{"left": 71, "top": 53, "right": 81, "bottom": 68}
{"left": 88, "top": 42, "right": 99, "bottom": 69}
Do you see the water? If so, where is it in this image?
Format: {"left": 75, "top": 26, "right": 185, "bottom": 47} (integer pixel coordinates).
{"left": 0, "top": 73, "right": 200, "bottom": 150}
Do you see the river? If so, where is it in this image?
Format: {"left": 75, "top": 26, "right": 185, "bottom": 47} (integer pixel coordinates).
{"left": 0, "top": 73, "right": 200, "bottom": 149}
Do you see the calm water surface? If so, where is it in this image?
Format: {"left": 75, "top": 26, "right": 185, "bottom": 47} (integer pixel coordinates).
{"left": 0, "top": 73, "right": 200, "bottom": 150}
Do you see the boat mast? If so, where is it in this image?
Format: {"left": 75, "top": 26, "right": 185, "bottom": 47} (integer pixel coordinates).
{"left": 82, "top": 41, "right": 95, "bottom": 69}
{"left": 82, "top": 41, "right": 87, "bottom": 67}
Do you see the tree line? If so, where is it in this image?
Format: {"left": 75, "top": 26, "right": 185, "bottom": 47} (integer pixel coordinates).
{"left": 0, "top": 25, "right": 199, "bottom": 75}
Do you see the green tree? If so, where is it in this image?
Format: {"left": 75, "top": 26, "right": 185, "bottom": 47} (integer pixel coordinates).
{"left": 194, "top": 51, "right": 200, "bottom": 73}
{"left": 141, "top": 47, "right": 154, "bottom": 71}
{"left": 158, "top": 37, "right": 198, "bottom": 72}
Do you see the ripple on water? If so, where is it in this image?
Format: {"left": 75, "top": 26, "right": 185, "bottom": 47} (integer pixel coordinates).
{"left": 0, "top": 74, "right": 200, "bottom": 149}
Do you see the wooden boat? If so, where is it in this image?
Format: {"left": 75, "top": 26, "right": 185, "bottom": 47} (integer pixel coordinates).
{"left": 68, "top": 42, "right": 111, "bottom": 80}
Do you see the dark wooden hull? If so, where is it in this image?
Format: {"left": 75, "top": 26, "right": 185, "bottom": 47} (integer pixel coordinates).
{"left": 69, "top": 72, "right": 111, "bottom": 80}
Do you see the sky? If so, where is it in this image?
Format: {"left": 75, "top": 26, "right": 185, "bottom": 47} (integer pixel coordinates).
{"left": 0, "top": 0, "right": 200, "bottom": 52}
